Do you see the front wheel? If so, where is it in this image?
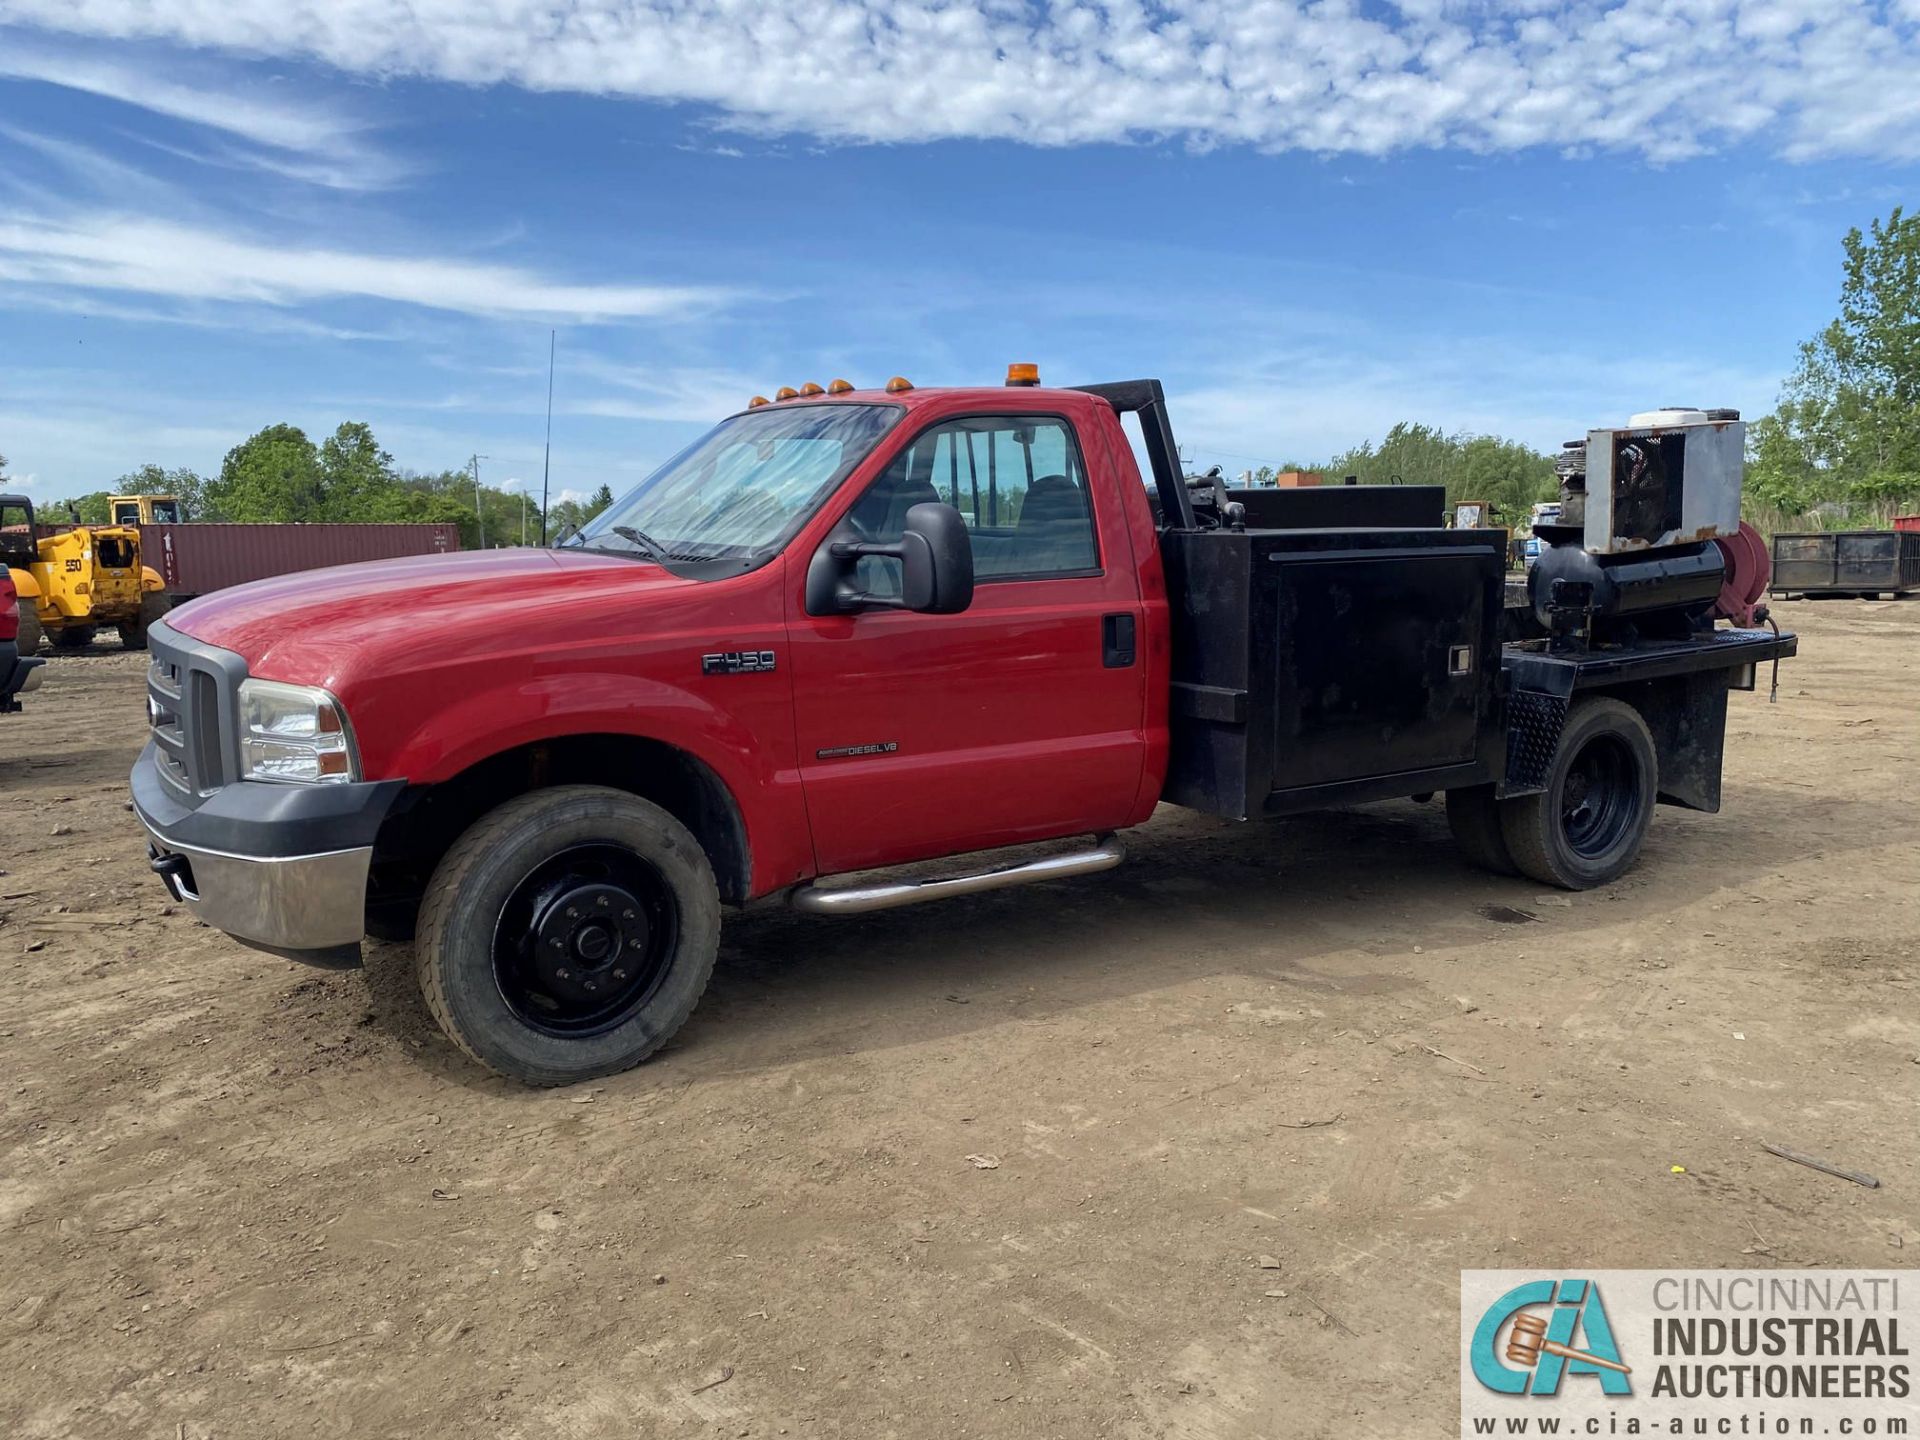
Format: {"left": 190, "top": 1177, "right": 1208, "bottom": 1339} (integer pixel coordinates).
{"left": 416, "top": 786, "right": 720, "bottom": 1086}
{"left": 1498, "top": 697, "right": 1657, "bottom": 890}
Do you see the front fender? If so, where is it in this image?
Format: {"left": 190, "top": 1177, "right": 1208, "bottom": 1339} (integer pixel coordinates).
{"left": 7, "top": 565, "right": 40, "bottom": 601}
{"left": 369, "top": 670, "right": 815, "bottom": 897}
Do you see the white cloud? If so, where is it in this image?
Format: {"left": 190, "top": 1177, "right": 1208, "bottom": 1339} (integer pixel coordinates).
{"left": 0, "top": 43, "right": 357, "bottom": 154}
{"left": 0, "top": 42, "right": 403, "bottom": 188}
{"left": 0, "top": 123, "right": 175, "bottom": 202}
{"left": 3, "top": 1, "right": 1919, "bottom": 161}
{"left": 562, "top": 358, "right": 770, "bottom": 422}
{"left": 0, "top": 212, "right": 733, "bottom": 320}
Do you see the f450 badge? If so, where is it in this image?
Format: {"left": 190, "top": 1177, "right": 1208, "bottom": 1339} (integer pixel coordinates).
{"left": 702, "top": 650, "right": 776, "bottom": 676}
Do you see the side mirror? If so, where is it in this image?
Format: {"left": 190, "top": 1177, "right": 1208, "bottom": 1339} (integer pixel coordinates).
{"left": 805, "top": 501, "right": 975, "bottom": 616}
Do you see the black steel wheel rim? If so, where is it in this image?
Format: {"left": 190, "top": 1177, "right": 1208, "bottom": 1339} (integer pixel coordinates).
{"left": 1559, "top": 735, "right": 1639, "bottom": 858}
{"left": 492, "top": 843, "right": 678, "bottom": 1037}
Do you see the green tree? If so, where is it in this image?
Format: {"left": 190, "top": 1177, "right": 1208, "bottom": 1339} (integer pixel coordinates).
{"left": 208, "top": 424, "right": 324, "bottom": 521}
{"left": 49, "top": 490, "right": 113, "bottom": 523}
{"left": 546, "top": 484, "right": 620, "bottom": 542}
{"left": 1455, "top": 434, "right": 1558, "bottom": 519}
{"left": 1749, "top": 207, "right": 1920, "bottom": 526}
{"left": 317, "top": 423, "right": 400, "bottom": 521}
{"left": 1323, "top": 422, "right": 1554, "bottom": 521}
{"left": 1327, "top": 422, "right": 1459, "bottom": 491}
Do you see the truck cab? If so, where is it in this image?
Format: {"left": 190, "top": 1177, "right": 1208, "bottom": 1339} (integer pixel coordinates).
{"left": 131, "top": 371, "right": 1792, "bottom": 1085}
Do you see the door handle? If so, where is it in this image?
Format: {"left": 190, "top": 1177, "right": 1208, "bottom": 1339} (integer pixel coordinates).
{"left": 1101, "top": 613, "right": 1136, "bottom": 668}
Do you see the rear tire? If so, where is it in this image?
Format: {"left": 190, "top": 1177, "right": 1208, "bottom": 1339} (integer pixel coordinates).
{"left": 51, "top": 624, "right": 96, "bottom": 651}
{"left": 1446, "top": 785, "right": 1517, "bottom": 875}
{"left": 1498, "top": 697, "right": 1657, "bottom": 890}
{"left": 416, "top": 785, "right": 721, "bottom": 1086}
{"left": 117, "top": 592, "right": 170, "bottom": 650}
{"left": 15, "top": 601, "right": 42, "bottom": 656}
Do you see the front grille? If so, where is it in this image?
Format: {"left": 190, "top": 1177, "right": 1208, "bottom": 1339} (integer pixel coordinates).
{"left": 147, "top": 655, "right": 190, "bottom": 794}
{"left": 145, "top": 623, "right": 247, "bottom": 803}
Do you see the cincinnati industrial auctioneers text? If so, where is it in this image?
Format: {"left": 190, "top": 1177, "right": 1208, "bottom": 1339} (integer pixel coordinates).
{"left": 1649, "top": 1275, "right": 1908, "bottom": 1402}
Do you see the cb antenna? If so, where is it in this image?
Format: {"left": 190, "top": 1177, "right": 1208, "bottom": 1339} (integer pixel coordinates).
{"left": 540, "top": 329, "right": 556, "bottom": 544}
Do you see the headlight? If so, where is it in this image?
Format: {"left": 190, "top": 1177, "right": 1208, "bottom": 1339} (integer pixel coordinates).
{"left": 237, "top": 678, "right": 359, "bottom": 784}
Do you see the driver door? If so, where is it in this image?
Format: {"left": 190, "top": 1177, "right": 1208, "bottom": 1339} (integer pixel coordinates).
{"left": 786, "top": 411, "right": 1149, "bottom": 876}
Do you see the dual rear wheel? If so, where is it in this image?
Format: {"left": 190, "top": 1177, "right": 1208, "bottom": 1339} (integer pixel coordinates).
{"left": 1447, "top": 697, "right": 1657, "bottom": 890}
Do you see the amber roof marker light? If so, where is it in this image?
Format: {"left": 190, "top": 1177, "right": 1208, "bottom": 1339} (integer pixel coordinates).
{"left": 775, "top": 385, "right": 799, "bottom": 401}
{"left": 827, "top": 378, "right": 854, "bottom": 394}
{"left": 747, "top": 395, "right": 770, "bottom": 408}
{"left": 799, "top": 381, "right": 825, "bottom": 396}
{"left": 885, "top": 376, "right": 914, "bottom": 393}
{"left": 1005, "top": 363, "right": 1041, "bottom": 387}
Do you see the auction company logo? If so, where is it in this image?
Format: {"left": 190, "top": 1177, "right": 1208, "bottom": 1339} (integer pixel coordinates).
{"left": 1470, "top": 1278, "right": 1634, "bottom": 1398}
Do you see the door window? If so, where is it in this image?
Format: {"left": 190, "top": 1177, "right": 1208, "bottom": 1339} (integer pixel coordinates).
{"left": 848, "top": 416, "right": 1098, "bottom": 591}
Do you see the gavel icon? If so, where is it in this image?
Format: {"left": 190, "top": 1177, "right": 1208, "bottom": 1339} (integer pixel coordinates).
{"left": 1505, "top": 1312, "right": 1632, "bottom": 1375}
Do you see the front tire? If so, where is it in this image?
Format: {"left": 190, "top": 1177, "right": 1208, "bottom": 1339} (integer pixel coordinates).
{"left": 416, "top": 786, "right": 721, "bottom": 1086}
{"left": 1498, "top": 697, "right": 1657, "bottom": 890}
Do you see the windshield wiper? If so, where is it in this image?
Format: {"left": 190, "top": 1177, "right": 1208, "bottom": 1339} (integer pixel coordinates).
{"left": 607, "top": 524, "right": 673, "bottom": 564}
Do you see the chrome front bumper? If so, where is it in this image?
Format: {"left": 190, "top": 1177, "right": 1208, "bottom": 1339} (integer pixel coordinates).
{"left": 130, "top": 720, "right": 405, "bottom": 966}
{"left": 141, "top": 826, "right": 374, "bottom": 953}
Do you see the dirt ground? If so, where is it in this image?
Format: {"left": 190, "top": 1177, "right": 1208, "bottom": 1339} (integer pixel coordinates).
{"left": 2, "top": 599, "right": 1916, "bottom": 1440}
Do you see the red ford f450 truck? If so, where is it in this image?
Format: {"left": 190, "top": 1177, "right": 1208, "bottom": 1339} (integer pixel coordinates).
{"left": 132, "top": 373, "right": 1794, "bottom": 1085}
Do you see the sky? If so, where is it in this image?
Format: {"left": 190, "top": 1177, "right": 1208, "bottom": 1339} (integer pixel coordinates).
{"left": 1, "top": 1, "right": 1916, "bottom": 507}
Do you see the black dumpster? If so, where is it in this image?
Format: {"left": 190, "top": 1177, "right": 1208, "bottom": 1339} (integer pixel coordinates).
{"left": 1771, "top": 529, "right": 1920, "bottom": 598}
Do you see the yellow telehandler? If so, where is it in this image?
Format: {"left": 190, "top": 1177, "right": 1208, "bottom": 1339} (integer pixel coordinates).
{"left": 0, "top": 494, "right": 170, "bottom": 653}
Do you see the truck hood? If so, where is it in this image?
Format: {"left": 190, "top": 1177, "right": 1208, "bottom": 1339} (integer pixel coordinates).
{"left": 169, "top": 547, "right": 701, "bottom": 685}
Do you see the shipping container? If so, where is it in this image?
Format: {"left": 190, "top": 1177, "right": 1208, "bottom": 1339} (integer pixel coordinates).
{"left": 143, "top": 523, "right": 463, "bottom": 600}
{"left": 1770, "top": 528, "right": 1920, "bottom": 598}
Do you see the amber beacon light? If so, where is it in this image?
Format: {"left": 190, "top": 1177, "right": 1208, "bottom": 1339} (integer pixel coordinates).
{"left": 1006, "top": 363, "right": 1041, "bottom": 387}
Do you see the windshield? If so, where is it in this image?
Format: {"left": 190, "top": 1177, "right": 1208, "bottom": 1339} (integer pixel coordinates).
{"left": 567, "top": 403, "right": 900, "bottom": 573}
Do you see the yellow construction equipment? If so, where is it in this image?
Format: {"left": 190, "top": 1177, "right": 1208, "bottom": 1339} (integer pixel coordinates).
{"left": 108, "top": 493, "right": 184, "bottom": 525}
{"left": 0, "top": 494, "right": 170, "bottom": 652}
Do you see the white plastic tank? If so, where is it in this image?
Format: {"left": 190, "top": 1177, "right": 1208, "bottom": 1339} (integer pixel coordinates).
{"left": 1628, "top": 407, "right": 1710, "bottom": 427}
